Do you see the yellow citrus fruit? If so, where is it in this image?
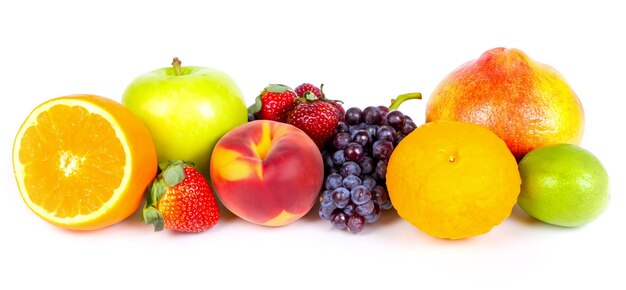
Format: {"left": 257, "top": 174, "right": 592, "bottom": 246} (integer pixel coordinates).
{"left": 386, "top": 121, "right": 521, "bottom": 239}
{"left": 12, "top": 94, "right": 158, "bottom": 230}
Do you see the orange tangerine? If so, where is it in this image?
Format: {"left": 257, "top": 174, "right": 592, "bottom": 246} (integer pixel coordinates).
{"left": 386, "top": 121, "right": 521, "bottom": 239}
{"left": 12, "top": 94, "right": 157, "bottom": 230}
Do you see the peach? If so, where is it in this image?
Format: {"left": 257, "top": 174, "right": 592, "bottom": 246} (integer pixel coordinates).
{"left": 209, "top": 120, "right": 323, "bottom": 226}
{"left": 426, "top": 47, "right": 584, "bottom": 159}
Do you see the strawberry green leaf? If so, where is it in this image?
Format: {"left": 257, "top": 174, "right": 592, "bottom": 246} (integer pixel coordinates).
{"left": 158, "top": 161, "right": 171, "bottom": 172}
{"left": 152, "top": 179, "right": 167, "bottom": 203}
{"left": 248, "top": 96, "right": 263, "bottom": 114}
{"left": 248, "top": 84, "right": 293, "bottom": 115}
{"left": 265, "top": 84, "right": 292, "bottom": 93}
{"left": 163, "top": 163, "right": 185, "bottom": 187}
{"left": 142, "top": 206, "right": 164, "bottom": 232}
{"left": 144, "top": 182, "right": 154, "bottom": 205}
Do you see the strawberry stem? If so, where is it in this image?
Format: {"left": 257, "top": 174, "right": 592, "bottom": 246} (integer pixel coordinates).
{"left": 142, "top": 179, "right": 166, "bottom": 231}
{"left": 248, "top": 84, "right": 294, "bottom": 115}
{"left": 141, "top": 160, "right": 191, "bottom": 231}
{"left": 389, "top": 92, "right": 422, "bottom": 110}
{"left": 265, "top": 84, "right": 293, "bottom": 93}
{"left": 172, "top": 57, "right": 183, "bottom": 76}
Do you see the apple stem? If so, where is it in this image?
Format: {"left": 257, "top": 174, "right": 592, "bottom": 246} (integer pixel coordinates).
{"left": 389, "top": 92, "right": 422, "bottom": 111}
{"left": 172, "top": 57, "right": 182, "bottom": 76}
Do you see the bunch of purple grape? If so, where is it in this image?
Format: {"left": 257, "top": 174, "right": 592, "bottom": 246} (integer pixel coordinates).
{"left": 319, "top": 105, "right": 417, "bottom": 233}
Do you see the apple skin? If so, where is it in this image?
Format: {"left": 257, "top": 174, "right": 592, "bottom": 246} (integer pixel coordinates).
{"left": 210, "top": 120, "right": 324, "bottom": 226}
{"left": 122, "top": 64, "right": 247, "bottom": 177}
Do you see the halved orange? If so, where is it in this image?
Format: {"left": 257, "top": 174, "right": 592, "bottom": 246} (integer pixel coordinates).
{"left": 12, "top": 94, "right": 157, "bottom": 230}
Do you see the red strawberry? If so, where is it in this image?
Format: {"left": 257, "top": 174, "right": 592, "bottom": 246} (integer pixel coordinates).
{"left": 295, "top": 83, "right": 324, "bottom": 99}
{"left": 296, "top": 83, "right": 346, "bottom": 121}
{"left": 142, "top": 160, "right": 220, "bottom": 233}
{"left": 287, "top": 99, "right": 339, "bottom": 148}
{"left": 330, "top": 101, "right": 345, "bottom": 121}
{"left": 248, "top": 84, "right": 296, "bottom": 122}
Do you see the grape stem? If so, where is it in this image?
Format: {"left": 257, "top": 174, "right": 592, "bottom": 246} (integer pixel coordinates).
{"left": 389, "top": 92, "right": 422, "bottom": 110}
{"left": 172, "top": 57, "right": 183, "bottom": 76}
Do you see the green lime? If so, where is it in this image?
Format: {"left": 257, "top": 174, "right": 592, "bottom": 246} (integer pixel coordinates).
{"left": 518, "top": 144, "right": 610, "bottom": 227}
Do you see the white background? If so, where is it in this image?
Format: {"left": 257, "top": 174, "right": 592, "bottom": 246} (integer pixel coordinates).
{"left": 1, "top": 1, "right": 624, "bottom": 289}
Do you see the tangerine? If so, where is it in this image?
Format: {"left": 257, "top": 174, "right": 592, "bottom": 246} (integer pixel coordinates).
{"left": 12, "top": 94, "right": 157, "bottom": 230}
{"left": 386, "top": 121, "right": 521, "bottom": 239}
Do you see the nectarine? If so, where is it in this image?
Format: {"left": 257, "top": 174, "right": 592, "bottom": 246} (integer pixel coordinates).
{"left": 210, "top": 120, "right": 323, "bottom": 226}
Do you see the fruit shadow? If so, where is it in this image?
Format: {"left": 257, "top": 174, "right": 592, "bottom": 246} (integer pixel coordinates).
{"left": 119, "top": 205, "right": 154, "bottom": 231}
{"left": 215, "top": 199, "right": 240, "bottom": 223}
{"left": 299, "top": 201, "right": 405, "bottom": 232}
{"left": 116, "top": 201, "right": 242, "bottom": 236}
{"left": 507, "top": 204, "right": 588, "bottom": 233}
{"left": 120, "top": 196, "right": 404, "bottom": 233}
{"left": 508, "top": 204, "right": 544, "bottom": 226}
{"left": 118, "top": 198, "right": 240, "bottom": 231}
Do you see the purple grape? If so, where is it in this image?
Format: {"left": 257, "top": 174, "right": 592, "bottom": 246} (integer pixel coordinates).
{"left": 345, "top": 107, "right": 363, "bottom": 125}
{"left": 378, "top": 106, "right": 389, "bottom": 120}
{"left": 363, "top": 106, "right": 382, "bottom": 125}
{"left": 401, "top": 120, "right": 417, "bottom": 136}
{"left": 320, "top": 190, "right": 334, "bottom": 207}
{"left": 371, "top": 185, "right": 389, "bottom": 205}
{"left": 386, "top": 110, "right": 406, "bottom": 130}
{"left": 362, "top": 175, "right": 376, "bottom": 190}
{"left": 332, "top": 150, "right": 346, "bottom": 166}
{"left": 344, "top": 142, "right": 365, "bottom": 162}
{"left": 356, "top": 200, "right": 375, "bottom": 216}
{"left": 319, "top": 204, "right": 336, "bottom": 220}
{"left": 323, "top": 152, "right": 334, "bottom": 169}
{"left": 358, "top": 156, "right": 375, "bottom": 175}
{"left": 342, "top": 174, "right": 362, "bottom": 190}
{"left": 319, "top": 106, "right": 412, "bottom": 232}
{"left": 351, "top": 185, "right": 372, "bottom": 205}
{"left": 330, "top": 211, "right": 348, "bottom": 230}
{"left": 337, "top": 121, "right": 350, "bottom": 133}
{"left": 364, "top": 203, "right": 381, "bottom": 223}
{"left": 352, "top": 130, "right": 372, "bottom": 147}
{"left": 395, "top": 134, "right": 405, "bottom": 145}
{"left": 349, "top": 123, "right": 367, "bottom": 134}
{"left": 372, "top": 140, "right": 394, "bottom": 161}
{"left": 333, "top": 132, "right": 351, "bottom": 150}
{"left": 324, "top": 173, "right": 343, "bottom": 190}
{"left": 364, "top": 125, "right": 379, "bottom": 139}
{"left": 376, "top": 125, "right": 397, "bottom": 142}
{"left": 347, "top": 215, "right": 365, "bottom": 233}
{"left": 331, "top": 187, "right": 351, "bottom": 208}
{"left": 380, "top": 199, "right": 393, "bottom": 210}
{"left": 340, "top": 161, "right": 361, "bottom": 177}
{"left": 343, "top": 203, "right": 355, "bottom": 216}
{"left": 375, "top": 160, "right": 387, "bottom": 180}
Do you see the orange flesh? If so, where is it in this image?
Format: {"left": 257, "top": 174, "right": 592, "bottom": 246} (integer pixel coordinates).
{"left": 18, "top": 104, "right": 125, "bottom": 218}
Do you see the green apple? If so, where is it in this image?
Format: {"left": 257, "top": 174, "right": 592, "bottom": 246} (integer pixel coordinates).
{"left": 122, "top": 58, "right": 247, "bottom": 178}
